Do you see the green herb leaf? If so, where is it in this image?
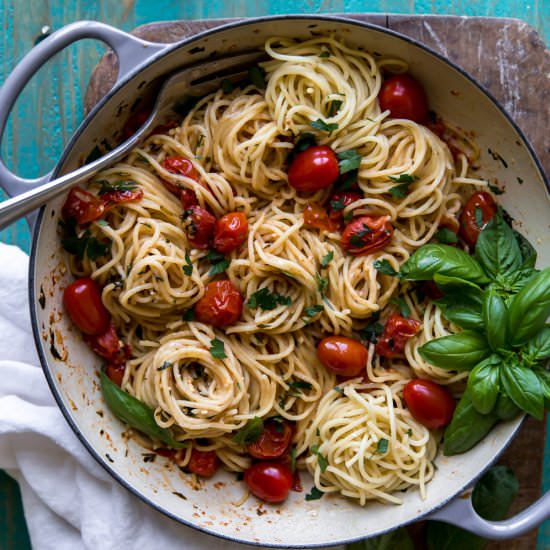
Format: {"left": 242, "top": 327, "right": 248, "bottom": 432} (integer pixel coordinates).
{"left": 434, "top": 276, "right": 484, "bottom": 331}
{"left": 248, "top": 65, "right": 266, "bottom": 89}
{"left": 157, "top": 361, "right": 173, "bottom": 371}
{"left": 311, "top": 444, "right": 328, "bottom": 472}
{"left": 247, "top": 287, "right": 291, "bottom": 310}
{"left": 419, "top": 331, "right": 491, "bottom": 371}
{"left": 182, "top": 309, "right": 194, "bottom": 321}
{"left": 488, "top": 182, "right": 504, "bottom": 195}
{"left": 376, "top": 438, "right": 389, "bottom": 454}
{"left": 321, "top": 250, "right": 334, "bottom": 267}
{"left": 374, "top": 259, "right": 399, "bottom": 277}
{"left": 390, "top": 296, "right": 410, "bottom": 318}
{"left": 524, "top": 326, "right": 550, "bottom": 362}
{"left": 310, "top": 118, "right": 339, "bottom": 133}
{"left": 60, "top": 218, "right": 110, "bottom": 261}
{"left": 288, "top": 380, "right": 313, "bottom": 392}
{"left": 500, "top": 359, "right": 544, "bottom": 419}
{"left": 315, "top": 272, "right": 329, "bottom": 295}
{"left": 304, "top": 304, "right": 323, "bottom": 320}
{"left": 206, "top": 249, "right": 230, "bottom": 276}
{"left": 326, "top": 99, "right": 343, "bottom": 118}
{"left": 293, "top": 132, "right": 317, "bottom": 154}
{"left": 347, "top": 528, "right": 414, "bottom": 550}
{"left": 389, "top": 173, "right": 416, "bottom": 184}
{"left": 494, "top": 392, "right": 521, "bottom": 420}
{"left": 467, "top": 354, "right": 501, "bottom": 414}
{"left": 100, "top": 370, "right": 184, "bottom": 448}
{"left": 182, "top": 251, "right": 193, "bottom": 276}
{"left": 233, "top": 417, "right": 264, "bottom": 445}
{"left": 482, "top": 287, "right": 508, "bottom": 351}
{"left": 337, "top": 150, "right": 361, "bottom": 174}
{"left": 360, "top": 316, "right": 384, "bottom": 344}
{"left": 318, "top": 51, "right": 330, "bottom": 58}
{"left": 96, "top": 180, "right": 138, "bottom": 195}
{"left": 209, "top": 338, "right": 227, "bottom": 359}
{"left": 305, "top": 486, "right": 324, "bottom": 501}
{"left": 514, "top": 230, "right": 537, "bottom": 269}
{"left": 389, "top": 183, "right": 411, "bottom": 199}
{"left": 221, "top": 79, "right": 234, "bottom": 93}
{"left": 435, "top": 227, "right": 459, "bottom": 244}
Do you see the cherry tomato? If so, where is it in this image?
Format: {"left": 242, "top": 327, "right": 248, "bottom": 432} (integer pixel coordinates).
{"left": 378, "top": 74, "right": 429, "bottom": 123}
{"left": 122, "top": 109, "right": 151, "bottom": 140}
{"left": 214, "top": 212, "right": 249, "bottom": 254}
{"left": 62, "top": 187, "right": 106, "bottom": 224}
{"left": 101, "top": 188, "right": 144, "bottom": 205}
{"left": 84, "top": 322, "right": 121, "bottom": 361}
{"left": 421, "top": 280, "right": 444, "bottom": 301}
{"left": 375, "top": 313, "right": 421, "bottom": 358}
{"left": 149, "top": 119, "right": 179, "bottom": 136}
{"left": 244, "top": 462, "right": 294, "bottom": 503}
{"left": 64, "top": 277, "right": 110, "bottom": 336}
{"left": 341, "top": 215, "right": 393, "bottom": 256}
{"left": 403, "top": 379, "right": 456, "bottom": 429}
{"left": 180, "top": 189, "right": 199, "bottom": 210}
{"left": 186, "top": 449, "right": 220, "bottom": 478}
{"left": 459, "top": 192, "right": 497, "bottom": 248}
{"left": 194, "top": 280, "right": 243, "bottom": 327}
{"left": 105, "top": 363, "right": 126, "bottom": 387}
{"left": 182, "top": 206, "right": 217, "bottom": 249}
{"left": 317, "top": 336, "right": 368, "bottom": 377}
{"left": 288, "top": 145, "right": 339, "bottom": 193}
{"left": 161, "top": 156, "right": 200, "bottom": 196}
{"left": 303, "top": 203, "right": 338, "bottom": 232}
{"left": 247, "top": 418, "right": 293, "bottom": 460}
{"left": 328, "top": 191, "right": 363, "bottom": 226}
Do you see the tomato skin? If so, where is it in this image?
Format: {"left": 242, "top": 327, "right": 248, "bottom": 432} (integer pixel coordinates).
{"left": 375, "top": 313, "right": 421, "bottom": 358}
{"left": 247, "top": 418, "right": 293, "bottom": 460}
{"left": 105, "top": 363, "right": 126, "bottom": 387}
{"left": 459, "top": 192, "right": 497, "bottom": 247}
{"left": 64, "top": 278, "right": 110, "bottom": 336}
{"left": 214, "top": 212, "right": 249, "bottom": 254}
{"left": 101, "top": 188, "right": 144, "bottom": 205}
{"left": 122, "top": 109, "right": 151, "bottom": 140}
{"left": 186, "top": 449, "right": 220, "bottom": 478}
{"left": 62, "top": 187, "right": 106, "bottom": 224}
{"left": 341, "top": 215, "right": 393, "bottom": 256}
{"left": 378, "top": 74, "right": 429, "bottom": 123}
{"left": 328, "top": 191, "right": 363, "bottom": 226}
{"left": 161, "top": 156, "right": 200, "bottom": 196}
{"left": 317, "top": 336, "right": 368, "bottom": 377}
{"left": 180, "top": 189, "right": 198, "bottom": 211}
{"left": 288, "top": 146, "right": 340, "bottom": 193}
{"left": 182, "top": 206, "right": 217, "bottom": 250}
{"left": 303, "top": 203, "right": 339, "bottom": 232}
{"left": 244, "top": 462, "right": 294, "bottom": 503}
{"left": 149, "top": 119, "right": 178, "bottom": 136}
{"left": 194, "top": 280, "right": 243, "bottom": 327}
{"left": 403, "top": 379, "right": 456, "bottom": 429}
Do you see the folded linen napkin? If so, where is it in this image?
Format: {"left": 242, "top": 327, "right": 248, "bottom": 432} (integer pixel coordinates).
{"left": 0, "top": 242, "right": 341, "bottom": 550}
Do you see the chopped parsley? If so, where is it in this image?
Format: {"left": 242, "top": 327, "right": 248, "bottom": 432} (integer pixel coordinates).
{"left": 315, "top": 272, "right": 329, "bottom": 295}
{"left": 233, "top": 417, "right": 264, "bottom": 445}
{"left": 391, "top": 296, "right": 411, "bottom": 318}
{"left": 373, "top": 259, "right": 400, "bottom": 277}
{"left": 337, "top": 149, "right": 361, "bottom": 174}
{"left": 305, "top": 486, "right": 324, "bottom": 501}
{"left": 488, "top": 182, "right": 504, "bottom": 195}
{"left": 310, "top": 444, "right": 328, "bottom": 472}
{"left": 207, "top": 249, "right": 230, "bottom": 276}
{"left": 389, "top": 173, "right": 416, "bottom": 184}
{"left": 248, "top": 65, "right": 266, "bottom": 89}
{"left": 182, "top": 251, "right": 193, "bottom": 276}
{"left": 330, "top": 196, "right": 346, "bottom": 212}
{"left": 221, "top": 79, "right": 234, "bottom": 94}
{"left": 287, "top": 380, "right": 313, "bottom": 397}
{"left": 60, "top": 218, "right": 110, "bottom": 261}
{"left": 321, "top": 250, "right": 334, "bottom": 267}
{"left": 209, "top": 338, "right": 227, "bottom": 359}
{"left": 310, "top": 118, "right": 338, "bottom": 133}
{"left": 389, "top": 183, "right": 411, "bottom": 199}
{"left": 333, "top": 386, "right": 344, "bottom": 394}
{"left": 318, "top": 51, "right": 330, "bottom": 58}
{"left": 247, "top": 288, "right": 291, "bottom": 310}
{"left": 360, "top": 314, "right": 384, "bottom": 344}
{"left": 376, "top": 438, "right": 389, "bottom": 454}
{"left": 326, "top": 99, "right": 342, "bottom": 118}
{"left": 96, "top": 180, "right": 138, "bottom": 195}
{"left": 435, "top": 227, "right": 458, "bottom": 244}
{"left": 303, "top": 304, "right": 323, "bottom": 321}
{"left": 294, "top": 132, "right": 316, "bottom": 154}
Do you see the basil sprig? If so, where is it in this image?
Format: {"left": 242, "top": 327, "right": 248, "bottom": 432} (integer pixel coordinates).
{"left": 400, "top": 208, "right": 550, "bottom": 454}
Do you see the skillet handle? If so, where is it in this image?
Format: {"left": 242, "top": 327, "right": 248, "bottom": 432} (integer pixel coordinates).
{"left": 427, "top": 487, "right": 550, "bottom": 539}
{"left": 0, "top": 21, "right": 168, "bottom": 206}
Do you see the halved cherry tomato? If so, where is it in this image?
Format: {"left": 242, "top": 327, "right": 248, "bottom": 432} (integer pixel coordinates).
{"left": 186, "top": 449, "right": 220, "bottom": 478}
{"left": 247, "top": 418, "right": 293, "bottom": 460}
{"left": 288, "top": 145, "right": 339, "bottom": 193}
{"left": 180, "top": 189, "right": 199, "bottom": 210}
{"left": 328, "top": 191, "right": 363, "bottom": 226}
{"left": 341, "top": 215, "right": 393, "bottom": 256}
{"left": 375, "top": 313, "right": 421, "bottom": 358}
{"left": 303, "top": 203, "right": 338, "bottom": 232}
{"left": 105, "top": 363, "right": 126, "bottom": 387}
{"left": 62, "top": 187, "right": 106, "bottom": 224}
{"left": 161, "top": 156, "right": 200, "bottom": 196}
{"left": 214, "top": 212, "right": 249, "bottom": 254}
{"left": 101, "top": 188, "right": 144, "bottom": 206}
{"left": 403, "top": 379, "right": 456, "bottom": 429}
{"left": 84, "top": 322, "right": 130, "bottom": 368}
{"left": 244, "top": 462, "right": 294, "bottom": 503}
{"left": 459, "top": 192, "right": 497, "bottom": 248}
{"left": 317, "top": 336, "right": 368, "bottom": 377}
{"left": 64, "top": 277, "right": 110, "bottom": 335}
{"left": 379, "top": 74, "right": 429, "bottom": 123}
{"left": 182, "top": 206, "right": 217, "bottom": 250}
{"left": 194, "top": 280, "right": 243, "bottom": 327}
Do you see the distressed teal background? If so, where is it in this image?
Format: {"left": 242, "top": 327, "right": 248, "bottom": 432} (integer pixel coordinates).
{"left": 0, "top": 1, "right": 549, "bottom": 549}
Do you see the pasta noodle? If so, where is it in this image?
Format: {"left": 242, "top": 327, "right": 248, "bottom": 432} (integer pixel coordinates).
{"left": 64, "top": 34, "right": 488, "bottom": 506}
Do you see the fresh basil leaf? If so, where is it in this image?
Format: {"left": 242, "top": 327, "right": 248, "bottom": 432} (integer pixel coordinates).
{"left": 209, "top": 338, "right": 227, "bottom": 359}
{"left": 419, "top": 331, "right": 491, "bottom": 371}
{"left": 533, "top": 366, "right": 550, "bottom": 409}
{"left": 524, "top": 326, "right": 550, "bottom": 362}
{"left": 233, "top": 417, "right": 264, "bottom": 445}
{"left": 432, "top": 274, "right": 482, "bottom": 291}
{"left": 500, "top": 359, "right": 544, "bottom": 419}
{"left": 507, "top": 267, "right": 550, "bottom": 345}
{"left": 303, "top": 304, "right": 323, "bottom": 322}
{"left": 100, "top": 370, "right": 184, "bottom": 448}
{"left": 467, "top": 354, "right": 501, "bottom": 414}
{"left": 482, "top": 287, "right": 508, "bottom": 351}
{"left": 443, "top": 389, "right": 498, "bottom": 455}
{"left": 347, "top": 527, "right": 414, "bottom": 550}
{"left": 435, "top": 227, "right": 458, "bottom": 244}
{"left": 515, "top": 230, "right": 537, "bottom": 269}
{"left": 435, "top": 280, "right": 484, "bottom": 331}
{"left": 337, "top": 150, "right": 361, "bottom": 174}
{"left": 494, "top": 392, "right": 521, "bottom": 420}
{"left": 400, "top": 244, "right": 490, "bottom": 284}
{"left": 310, "top": 118, "right": 338, "bottom": 133}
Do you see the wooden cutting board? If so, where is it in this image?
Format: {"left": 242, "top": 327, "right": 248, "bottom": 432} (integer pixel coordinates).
{"left": 84, "top": 15, "right": 550, "bottom": 549}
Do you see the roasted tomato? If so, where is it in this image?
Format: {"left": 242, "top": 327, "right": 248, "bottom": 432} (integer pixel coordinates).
{"left": 378, "top": 74, "right": 429, "bottom": 123}
{"left": 63, "top": 277, "right": 110, "bottom": 336}
{"left": 317, "top": 336, "right": 368, "bottom": 377}
{"left": 104, "top": 363, "right": 126, "bottom": 387}
{"left": 421, "top": 280, "right": 444, "bottom": 301}
{"left": 375, "top": 313, "right": 421, "bottom": 358}
{"left": 182, "top": 206, "right": 217, "bottom": 250}
{"left": 247, "top": 418, "right": 293, "bottom": 460}
{"left": 161, "top": 155, "right": 200, "bottom": 196}
{"left": 244, "top": 462, "right": 294, "bottom": 503}
{"left": 149, "top": 119, "right": 179, "bottom": 136}
{"left": 62, "top": 187, "right": 106, "bottom": 224}
{"left": 288, "top": 145, "right": 339, "bottom": 193}
{"left": 186, "top": 449, "right": 220, "bottom": 478}
{"left": 341, "top": 215, "right": 393, "bottom": 255}
{"left": 122, "top": 109, "right": 151, "bottom": 140}
{"left": 180, "top": 189, "right": 199, "bottom": 210}
{"left": 213, "top": 212, "right": 249, "bottom": 254}
{"left": 303, "top": 203, "right": 338, "bottom": 232}
{"left": 101, "top": 188, "right": 144, "bottom": 205}
{"left": 328, "top": 191, "right": 363, "bottom": 226}
{"left": 194, "top": 280, "right": 243, "bottom": 327}
{"left": 84, "top": 322, "right": 130, "bottom": 368}
{"left": 459, "top": 192, "right": 497, "bottom": 247}
{"left": 403, "top": 379, "right": 456, "bottom": 429}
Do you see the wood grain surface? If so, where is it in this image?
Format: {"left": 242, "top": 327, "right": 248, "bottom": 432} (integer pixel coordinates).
{"left": 82, "top": 15, "right": 549, "bottom": 550}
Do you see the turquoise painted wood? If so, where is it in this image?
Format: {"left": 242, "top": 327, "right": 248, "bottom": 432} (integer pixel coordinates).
{"left": 0, "top": 2, "right": 548, "bottom": 549}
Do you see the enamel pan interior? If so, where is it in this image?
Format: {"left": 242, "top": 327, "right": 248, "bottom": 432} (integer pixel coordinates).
{"left": 30, "top": 16, "right": 549, "bottom": 547}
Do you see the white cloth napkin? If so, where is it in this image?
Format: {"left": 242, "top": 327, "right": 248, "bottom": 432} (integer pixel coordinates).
{"left": 0, "top": 242, "right": 342, "bottom": 550}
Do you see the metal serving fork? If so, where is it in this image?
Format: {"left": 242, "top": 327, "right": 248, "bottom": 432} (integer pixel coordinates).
{"left": 0, "top": 50, "right": 264, "bottom": 231}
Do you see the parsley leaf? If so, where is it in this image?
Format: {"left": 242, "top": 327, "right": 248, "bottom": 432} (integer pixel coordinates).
{"left": 157, "top": 361, "right": 173, "bottom": 371}
{"left": 389, "top": 173, "right": 416, "bottom": 184}
{"left": 488, "top": 182, "right": 504, "bottom": 195}
{"left": 315, "top": 272, "right": 329, "bottom": 295}
{"left": 233, "top": 417, "right": 264, "bottom": 445}
{"left": 360, "top": 317, "right": 384, "bottom": 344}
{"left": 60, "top": 218, "right": 110, "bottom": 261}
{"left": 288, "top": 380, "right": 313, "bottom": 394}
{"left": 391, "top": 296, "right": 411, "bottom": 318}
{"left": 221, "top": 79, "right": 234, "bottom": 94}
{"left": 247, "top": 288, "right": 291, "bottom": 310}
{"left": 209, "top": 338, "right": 227, "bottom": 359}
{"left": 435, "top": 227, "right": 459, "bottom": 244}
{"left": 376, "top": 438, "right": 389, "bottom": 454}
{"left": 310, "top": 118, "right": 338, "bottom": 133}
{"left": 207, "top": 249, "right": 230, "bottom": 276}
{"left": 326, "top": 99, "right": 342, "bottom": 118}
{"left": 182, "top": 251, "right": 193, "bottom": 276}
{"left": 311, "top": 444, "right": 328, "bottom": 472}
{"left": 373, "top": 259, "right": 400, "bottom": 277}
{"left": 330, "top": 197, "right": 346, "bottom": 212}
{"left": 389, "top": 183, "right": 411, "bottom": 198}
{"left": 294, "top": 132, "right": 316, "bottom": 154}
{"left": 96, "top": 180, "right": 138, "bottom": 195}
{"left": 305, "top": 486, "right": 324, "bottom": 501}
{"left": 248, "top": 65, "right": 266, "bottom": 89}
{"left": 303, "top": 304, "right": 323, "bottom": 320}
{"left": 337, "top": 150, "right": 361, "bottom": 174}
{"left": 318, "top": 51, "right": 330, "bottom": 58}
{"left": 321, "top": 250, "right": 334, "bottom": 267}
